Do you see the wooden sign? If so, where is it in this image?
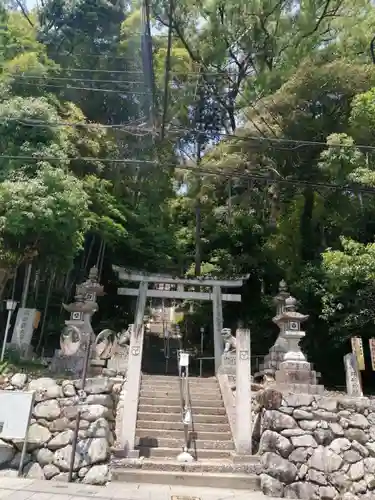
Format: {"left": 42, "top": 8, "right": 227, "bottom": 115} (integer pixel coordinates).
{"left": 369, "top": 339, "right": 375, "bottom": 371}
{"left": 351, "top": 337, "right": 365, "bottom": 371}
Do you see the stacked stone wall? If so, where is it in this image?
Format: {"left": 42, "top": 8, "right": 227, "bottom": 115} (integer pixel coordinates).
{"left": 258, "top": 393, "right": 375, "bottom": 500}
{"left": 0, "top": 373, "right": 125, "bottom": 485}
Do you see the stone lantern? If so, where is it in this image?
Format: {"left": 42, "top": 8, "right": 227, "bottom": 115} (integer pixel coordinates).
{"left": 255, "top": 280, "right": 290, "bottom": 380}
{"left": 274, "top": 295, "right": 324, "bottom": 394}
{"left": 78, "top": 266, "right": 104, "bottom": 305}
{"left": 50, "top": 267, "right": 104, "bottom": 376}
{"left": 280, "top": 295, "right": 309, "bottom": 365}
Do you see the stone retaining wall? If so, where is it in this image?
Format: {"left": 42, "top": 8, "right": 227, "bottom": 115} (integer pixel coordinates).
{"left": 0, "top": 373, "right": 125, "bottom": 485}
{"left": 258, "top": 393, "right": 375, "bottom": 500}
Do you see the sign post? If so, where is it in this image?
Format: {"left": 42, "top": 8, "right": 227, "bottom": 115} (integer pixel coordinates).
{"left": 0, "top": 390, "right": 35, "bottom": 475}
{"left": 351, "top": 337, "right": 365, "bottom": 371}
{"left": 369, "top": 339, "right": 375, "bottom": 371}
{"left": 1, "top": 299, "right": 18, "bottom": 362}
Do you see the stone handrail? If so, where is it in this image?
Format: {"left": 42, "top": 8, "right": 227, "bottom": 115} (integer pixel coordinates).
{"left": 217, "top": 372, "right": 238, "bottom": 451}
{"left": 119, "top": 325, "right": 144, "bottom": 457}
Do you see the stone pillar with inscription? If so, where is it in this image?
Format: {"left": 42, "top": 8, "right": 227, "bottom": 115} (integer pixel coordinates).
{"left": 344, "top": 353, "right": 363, "bottom": 397}
{"left": 235, "top": 327, "right": 252, "bottom": 455}
{"left": 274, "top": 296, "right": 324, "bottom": 395}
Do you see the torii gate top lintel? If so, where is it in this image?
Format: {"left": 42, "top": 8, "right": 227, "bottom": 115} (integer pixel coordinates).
{"left": 112, "top": 265, "right": 248, "bottom": 289}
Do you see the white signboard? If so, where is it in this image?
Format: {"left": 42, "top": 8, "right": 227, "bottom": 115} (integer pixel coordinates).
{"left": 0, "top": 390, "right": 34, "bottom": 439}
{"left": 179, "top": 352, "right": 190, "bottom": 367}
{"left": 11, "top": 308, "right": 37, "bottom": 348}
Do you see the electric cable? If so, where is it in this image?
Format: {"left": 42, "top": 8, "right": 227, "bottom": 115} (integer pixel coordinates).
{"left": 0, "top": 154, "right": 155, "bottom": 164}
{"left": 2, "top": 150, "right": 375, "bottom": 195}
{"left": 12, "top": 81, "right": 153, "bottom": 95}
{"left": 2, "top": 116, "right": 375, "bottom": 153}
{"left": 172, "top": 163, "right": 375, "bottom": 195}
{"left": 13, "top": 74, "right": 145, "bottom": 85}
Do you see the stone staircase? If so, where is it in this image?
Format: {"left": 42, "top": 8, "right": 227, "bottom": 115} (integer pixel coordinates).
{"left": 112, "top": 374, "right": 261, "bottom": 489}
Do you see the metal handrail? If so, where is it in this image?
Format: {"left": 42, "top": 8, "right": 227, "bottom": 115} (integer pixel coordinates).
{"left": 180, "top": 373, "right": 190, "bottom": 451}
{"left": 177, "top": 350, "right": 195, "bottom": 460}
{"left": 186, "top": 374, "right": 198, "bottom": 460}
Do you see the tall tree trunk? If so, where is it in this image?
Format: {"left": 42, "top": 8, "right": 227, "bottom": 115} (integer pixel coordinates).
{"left": 300, "top": 187, "right": 315, "bottom": 262}
{"left": 0, "top": 268, "right": 10, "bottom": 301}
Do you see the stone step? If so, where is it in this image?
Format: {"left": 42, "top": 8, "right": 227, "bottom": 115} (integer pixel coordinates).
{"left": 135, "top": 428, "right": 232, "bottom": 441}
{"left": 137, "top": 411, "right": 229, "bottom": 424}
{"left": 141, "top": 378, "right": 218, "bottom": 388}
{"left": 111, "top": 469, "right": 260, "bottom": 490}
{"left": 141, "top": 377, "right": 218, "bottom": 385}
{"left": 135, "top": 436, "right": 234, "bottom": 450}
{"left": 139, "top": 397, "right": 224, "bottom": 408}
{"left": 135, "top": 446, "right": 232, "bottom": 459}
{"left": 112, "top": 457, "right": 261, "bottom": 474}
{"left": 140, "top": 385, "right": 219, "bottom": 396}
{"left": 142, "top": 375, "right": 217, "bottom": 382}
{"left": 140, "top": 389, "right": 222, "bottom": 400}
{"left": 136, "top": 419, "right": 231, "bottom": 432}
{"left": 138, "top": 404, "right": 226, "bottom": 416}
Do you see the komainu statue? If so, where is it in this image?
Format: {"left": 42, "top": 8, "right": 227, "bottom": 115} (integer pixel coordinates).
{"left": 95, "top": 325, "right": 132, "bottom": 360}
{"left": 221, "top": 328, "right": 236, "bottom": 353}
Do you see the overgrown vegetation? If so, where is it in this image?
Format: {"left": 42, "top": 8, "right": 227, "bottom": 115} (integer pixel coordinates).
{"left": 1, "top": 0, "right": 375, "bottom": 385}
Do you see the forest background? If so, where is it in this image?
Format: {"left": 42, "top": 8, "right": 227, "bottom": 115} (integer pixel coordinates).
{"left": 1, "top": 0, "right": 375, "bottom": 388}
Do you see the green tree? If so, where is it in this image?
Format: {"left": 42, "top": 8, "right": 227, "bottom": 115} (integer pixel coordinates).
{"left": 0, "top": 166, "right": 89, "bottom": 297}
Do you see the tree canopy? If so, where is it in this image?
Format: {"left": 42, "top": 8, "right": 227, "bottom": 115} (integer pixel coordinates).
{"left": 1, "top": 0, "right": 375, "bottom": 385}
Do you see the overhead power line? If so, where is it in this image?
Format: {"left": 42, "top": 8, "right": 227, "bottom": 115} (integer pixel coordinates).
{"left": 170, "top": 127, "right": 375, "bottom": 153}
{"left": 174, "top": 163, "right": 375, "bottom": 195}
{"left": 0, "top": 117, "right": 151, "bottom": 131}
{"left": 15, "top": 82, "right": 152, "bottom": 95}
{"left": 0, "top": 155, "right": 155, "bottom": 164}
{"left": 2, "top": 65, "right": 245, "bottom": 77}
{"left": 14, "top": 75, "right": 145, "bottom": 85}
{"left": 3, "top": 117, "right": 375, "bottom": 153}
{"left": 1, "top": 150, "right": 373, "bottom": 194}
{"left": 2, "top": 150, "right": 375, "bottom": 195}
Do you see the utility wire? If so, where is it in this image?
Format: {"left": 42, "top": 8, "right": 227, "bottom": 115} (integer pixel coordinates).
{"left": 13, "top": 74, "right": 277, "bottom": 137}
{"left": 14, "top": 81, "right": 152, "bottom": 95}
{"left": 1, "top": 150, "right": 375, "bottom": 195}
{"left": 174, "top": 163, "right": 375, "bottom": 195}
{"left": 165, "top": 126, "right": 375, "bottom": 154}
{"left": 3, "top": 117, "right": 375, "bottom": 153}
{"left": 0, "top": 117, "right": 149, "bottom": 129}
{"left": 2, "top": 66, "right": 248, "bottom": 77}
{"left": 0, "top": 154, "right": 156, "bottom": 164}
{"left": 14, "top": 75, "right": 145, "bottom": 85}
{"left": 10, "top": 74, "right": 232, "bottom": 94}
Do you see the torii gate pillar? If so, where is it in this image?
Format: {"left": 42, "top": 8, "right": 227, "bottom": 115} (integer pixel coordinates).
{"left": 212, "top": 285, "right": 224, "bottom": 372}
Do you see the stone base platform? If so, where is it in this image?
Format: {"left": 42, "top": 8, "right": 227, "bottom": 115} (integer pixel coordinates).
{"left": 269, "top": 382, "right": 325, "bottom": 395}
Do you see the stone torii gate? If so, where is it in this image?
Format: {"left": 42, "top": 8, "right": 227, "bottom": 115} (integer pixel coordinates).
{"left": 112, "top": 266, "right": 247, "bottom": 456}
{"left": 113, "top": 266, "right": 247, "bottom": 372}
